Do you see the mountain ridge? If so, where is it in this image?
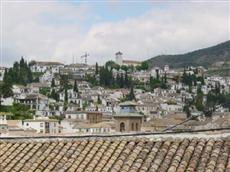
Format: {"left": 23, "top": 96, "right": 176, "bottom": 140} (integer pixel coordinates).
{"left": 147, "top": 40, "right": 230, "bottom": 68}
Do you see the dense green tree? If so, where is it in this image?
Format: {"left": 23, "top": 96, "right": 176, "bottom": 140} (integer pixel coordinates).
{"left": 156, "top": 69, "right": 160, "bottom": 80}
{"left": 195, "top": 86, "right": 204, "bottom": 111}
{"left": 124, "top": 71, "right": 129, "bottom": 88}
{"left": 136, "top": 61, "right": 149, "bottom": 71}
{"left": 60, "top": 75, "right": 71, "bottom": 90}
{"left": 88, "top": 61, "right": 134, "bottom": 89}
{"left": 64, "top": 89, "right": 68, "bottom": 104}
{"left": 73, "top": 80, "right": 78, "bottom": 92}
{"left": 97, "top": 95, "right": 102, "bottom": 104}
{"left": 223, "top": 94, "right": 230, "bottom": 109}
{"left": 50, "top": 89, "right": 59, "bottom": 102}
{"left": 105, "top": 60, "right": 120, "bottom": 70}
{"left": 119, "top": 74, "right": 124, "bottom": 88}
{"left": 126, "top": 85, "right": 135, "bottom": 101}
{"left": 95, "top": 62, "right": 99, "bottom": 75}
{"left": 3, "top": 57, "right": 33, "bottom": 86}
{"left": 0, "top": 84, "right": 3, "bottom": 107}
{"left": 150, "top": 76, "right": 161, "bottom": 90}
{"left": 183, "top": 104, "right": 191, "bottom": 118}
{"left": 10, "top": 103, "right": 33, "bottom": 120}
{"left": 2, "top": 70, "right": 13, "bottom": 98}
{"left": 51, "top": 78, "right": 55, "bottom": 87}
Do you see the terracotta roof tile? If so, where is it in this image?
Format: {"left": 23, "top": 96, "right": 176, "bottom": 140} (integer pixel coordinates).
{"left": 0, "top": 137, "right": 229, "bottom": 171}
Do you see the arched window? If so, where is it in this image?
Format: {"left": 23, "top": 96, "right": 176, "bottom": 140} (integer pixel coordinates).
{"left": 136, "top": 123, "right": 138, "bottom": 131}
{"left": 120, "top": 122, "right": 125, "bottom": 132}
{"left": 131, "top": 123, "right": 135, "bottom": 131}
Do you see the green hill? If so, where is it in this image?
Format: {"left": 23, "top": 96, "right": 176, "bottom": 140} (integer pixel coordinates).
{"left": 147, "top": 40, "right": 230, "bottom": 68}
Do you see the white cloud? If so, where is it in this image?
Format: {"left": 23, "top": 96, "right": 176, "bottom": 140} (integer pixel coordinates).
{"left": 1, "top": 1, "right": 229, "bottom": 66}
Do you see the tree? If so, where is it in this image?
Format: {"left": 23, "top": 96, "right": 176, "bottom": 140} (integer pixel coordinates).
{"left": 60, "top": 75, "right": 70, "bottom": 90}
{"left": 195, "top": 86, "right": 204, "bottom": 111}
{"left": 10, "top": 103, "right": 33, "bottom": 120}
{"left": 105, "top": 60, "right": 120, "bottom": 70}
{"left": 50, "top": 89, "right": 59, "bottom": 102}
{"left": 95, "top": 62, "right": 99, "bottom": 75}
{"left": 64, "top": 89, "right": 68, "bottom": 104}
{"left": 150, "top": 76, "right": 161, "bottom": 90}
{"left": 51, "top": 78, "right": 55, "bottom": 87}
{"left": 1, "top": 82, "right": 13, "bottom": 98}
{"left": 124, "top": 71, "right": 129, "bottom": 88}
{"left": 164, "top": 72, "right": 167, "bottom": 83}
{"left": 140, "top": 61, "right": 149, "bottom": 70}
{"left": 119, "top": 74, "right": 124, "bottom": 88}
{"left": 156, "top": 69, "right": 160, "bottom": 81}
{"left": 73, "top": 80, "right": 78, "bottom": 92}
{"left": 97, "top": 95, "right": 102, "bottom": 104}
{"left": 136, "top": 61, "right": 149, "bottom": 71}
{"left": 223, "top": 94, "right": 230, "bottom": 109}
{"left": 183, "top": 104, "right": 191, "bottom": 118}
{"left": 3, "top": 57, "right": 33, "bottom": 86}
{"left": 0, "top": 84, "right": 3, "bottom": 107}
{"left": 2, "top": 70, "right": 13, "bottom": 98}
{"left": 127, "top": 85, "right": 135, "bottom": 101}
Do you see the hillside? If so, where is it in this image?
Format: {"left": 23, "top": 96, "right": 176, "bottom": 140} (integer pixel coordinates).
{"left": 147, "top": 40, "right": 230, "bottom": 68}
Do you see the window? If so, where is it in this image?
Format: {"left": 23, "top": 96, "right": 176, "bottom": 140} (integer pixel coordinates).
{"left": 136, "top": 123, "right": 139, "bottom": 131}
{"left": 40, "top": 123, "right": 43, "bottom": 127}
{"left": 131, "top": 123, "right": 135, "bottom": 131}
{"left": 120, "top": 122, "right": 125, "bottom": 132}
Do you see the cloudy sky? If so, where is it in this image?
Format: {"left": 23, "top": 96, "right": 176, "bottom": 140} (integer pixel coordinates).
{"left": 0, "top": 0, "right": 229, "bottom": 66}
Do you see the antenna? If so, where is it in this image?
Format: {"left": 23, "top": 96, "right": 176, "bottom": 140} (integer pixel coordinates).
{"left": 72, "top": 54, "right": 74, "bottom": 64}
{"left": 81, "top": 52, "right": 89, "bottom": 64}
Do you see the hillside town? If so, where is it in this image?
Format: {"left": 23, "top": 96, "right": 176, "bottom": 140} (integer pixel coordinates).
{"left": 0, "top": 52, "right": 230, "bottom": 137}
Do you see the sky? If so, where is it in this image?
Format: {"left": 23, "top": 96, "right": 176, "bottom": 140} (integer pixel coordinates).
{"left": 0, "top": 0, "right": 229, "bottom": 66}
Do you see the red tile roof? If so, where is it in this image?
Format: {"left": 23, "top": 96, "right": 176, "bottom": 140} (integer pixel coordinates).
{"left": 0, "top": 137, "right": 229, "bottom": 171}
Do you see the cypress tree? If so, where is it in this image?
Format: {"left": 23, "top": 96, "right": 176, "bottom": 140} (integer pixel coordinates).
{"left": 127, "top": 85, "right": 135, "bottom": 101}
{"left": 64, "top": 89, "right": 68, "bottom": 104}
{"left": 51, "top": 78, "right": 55, "bottom": 87}
{"left": 95, "top": 62, "right": 99, "bottom": 75}
{"left": 73, "top": 80, "right": 78, "bottom": 92}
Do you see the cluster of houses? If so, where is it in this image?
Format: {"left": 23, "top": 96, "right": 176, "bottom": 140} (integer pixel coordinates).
{"left": 1, "top": 52, "right": 230, "bottom": 136}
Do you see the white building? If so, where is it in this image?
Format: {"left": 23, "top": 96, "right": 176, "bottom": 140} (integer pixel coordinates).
{"left": 65, "top": 111, "right": 87, "bottom": 120}
{"left": 59, "top": 89, "right": 82, "bottom": 107}
{"left": 164, "top": 65, "right": 170, "bottom": 72}
{"left": 39, "top": 70, "right": 53, "bottom": 84}
{"left": 0, "top": 67, "right": 6, "bottom": 81}
{"left": 30, "top": 61, "right": 64, "bottom": 73}
{"left": 21, "top": 117, "right": 60, "bottom": 134}
{"left": 73, "top": 121, "right": 115, "bottom": 134}
{"left": 14, "top": 93, "right": 49, "bottom": 111}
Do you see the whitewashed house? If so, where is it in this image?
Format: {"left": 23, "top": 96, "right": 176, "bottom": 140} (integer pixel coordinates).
{"left": 65, "top": 111, "right": 87, "bottom": 120}
{"left": 30, "top": 61, "right": 64, "bottom": 73}
{"left": 21, "top": 117, "right": 61, "bottom": 134}
{"left": 14, "top": 93, "right": 49, "bottom": 111}
{"left": 59, "top": 89, "right": 82, "bottom": 107}
{"left": 39, "top": 70, "right": 53, "bottom": 84}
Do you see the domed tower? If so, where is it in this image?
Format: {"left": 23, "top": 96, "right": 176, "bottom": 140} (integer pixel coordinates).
{"left": 113, "top": 101, "right": 144, "bottom": 132}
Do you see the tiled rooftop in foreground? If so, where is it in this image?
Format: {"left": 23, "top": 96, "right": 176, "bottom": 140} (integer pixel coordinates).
{"left": 0, "top": 134, "right": 230, "bottom": 172}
